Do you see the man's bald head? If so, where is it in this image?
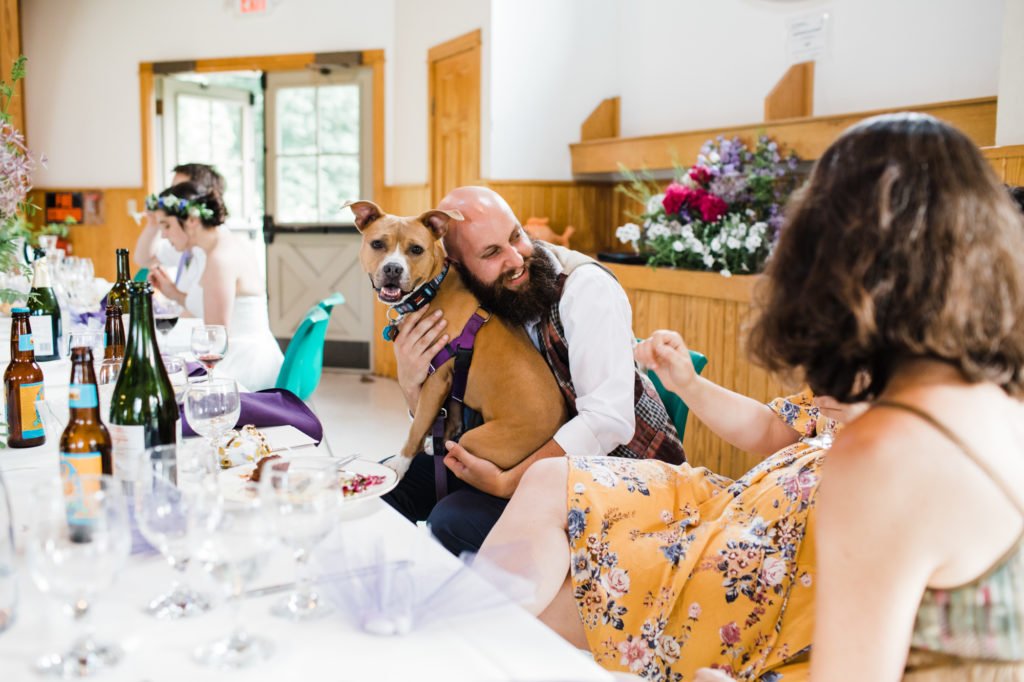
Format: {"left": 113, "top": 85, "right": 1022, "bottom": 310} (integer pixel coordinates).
{"left": 438, "top": 186, "right": 518, "bottom": 261}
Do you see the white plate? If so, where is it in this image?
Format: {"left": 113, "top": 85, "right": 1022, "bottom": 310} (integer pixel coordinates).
{"left": 218, "top": 456, "right": 398, "bottom": 508}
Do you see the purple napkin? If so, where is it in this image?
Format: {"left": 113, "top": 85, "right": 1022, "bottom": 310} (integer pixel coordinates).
{"left": 180, "top": 388, "right": 323, "bottom": 445}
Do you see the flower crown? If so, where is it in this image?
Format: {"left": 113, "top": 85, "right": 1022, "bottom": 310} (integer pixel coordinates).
{"left": 145, "top": 193, "right": 215, "bottom": 222}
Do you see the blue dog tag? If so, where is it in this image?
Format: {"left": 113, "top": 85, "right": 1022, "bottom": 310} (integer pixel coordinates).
{"left": 382, "top": 323, "right": 399, "bottom": 342}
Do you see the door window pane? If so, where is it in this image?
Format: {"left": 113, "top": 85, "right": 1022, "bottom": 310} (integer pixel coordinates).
{"left": 210, "top": 100, "right": 243, "bottom": 162}
{"left": 277, "top": 156, "right": 318, "bottom": 224}
{"left": 319, "top": 155, "right": 360, "bottom": 223}
{"left": 318, "top": 85, "right": 360, "bottom": 154}
{"left": 277, "top": 87, "right": 317, "bottom": 154}
{"left": 176, "top": 95, "right": 212, "bottom": 162}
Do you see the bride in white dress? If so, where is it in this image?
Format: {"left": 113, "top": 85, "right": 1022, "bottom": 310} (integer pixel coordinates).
{"left": 148, "top": 182, "right": 283, "bottom": 390}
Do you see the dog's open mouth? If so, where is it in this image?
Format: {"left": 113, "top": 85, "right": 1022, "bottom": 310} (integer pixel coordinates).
{"left": 376, "top": 286, "right": 407, "bottom": 304}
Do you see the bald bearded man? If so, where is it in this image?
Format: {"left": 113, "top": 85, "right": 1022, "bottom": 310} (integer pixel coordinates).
{"left": 382, "top": 186, "right": 684, "bottom": 555}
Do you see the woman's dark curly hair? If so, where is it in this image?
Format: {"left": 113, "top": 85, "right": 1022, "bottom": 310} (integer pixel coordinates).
{"left": 748, "top": 113, "right": 1024, "bottom": 402}
{"left": 158, "top": 181, "right": 228, "bottom": 228}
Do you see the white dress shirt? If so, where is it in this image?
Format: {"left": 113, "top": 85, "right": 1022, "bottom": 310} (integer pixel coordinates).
{"left": 525, "top": 256, "right": 637, "bottom": 457}
{"left": 155, "top": 239, "right": 205, "bottom": 317}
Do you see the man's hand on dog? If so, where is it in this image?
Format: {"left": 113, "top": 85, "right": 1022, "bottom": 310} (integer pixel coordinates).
{"left": 443, "top": 441, "right": 515, "bottom": 498}
{"left": 394, "top": 305, "right": 449, "bottom": 411}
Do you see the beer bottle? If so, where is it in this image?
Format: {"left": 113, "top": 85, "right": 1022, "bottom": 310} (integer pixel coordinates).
{"left": 103, "top": 303, "right": 126, "bottom": 361}
{"left": 27, "top": 253, "right": 62, "bottom": 362}
{"left": 107, "top": 249, "right": 131, "bottom": 330}
{"left": 59, "top": 347, "right": 112, "bottom": 482}
{"left": 108, "top": 282, "right": 178, "bottom": 474}
{"left": 4, "top": 309, "right": 46, "bottom": 448}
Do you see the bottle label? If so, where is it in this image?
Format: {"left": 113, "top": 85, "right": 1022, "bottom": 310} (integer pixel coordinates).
{"left": 30, "top": 314, "right": 54, "bottom": 357}
{"left": 17, "top": 333, "right": 33, "bottom": 352}
{"left": 108, "top": 423, "right": 145, "bottom": 479}
{"left": 11, "top": 381, "right": 45, "bottom": 440}
{"left": 60, "top": 452, "right": 102, "bottom": 530}
{"left": 69, "top": 383, "right": 99, "bottom": 409}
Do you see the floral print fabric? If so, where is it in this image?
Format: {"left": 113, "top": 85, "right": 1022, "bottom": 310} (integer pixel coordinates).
{"left": 567, "top": 389, "right": 828, "bottom": 681}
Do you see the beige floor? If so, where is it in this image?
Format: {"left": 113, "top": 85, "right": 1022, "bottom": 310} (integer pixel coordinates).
{"left": 309, "top": 369, "right": 411, "bottom": 461}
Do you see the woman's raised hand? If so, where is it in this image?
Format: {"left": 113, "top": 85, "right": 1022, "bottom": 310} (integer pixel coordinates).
{"left": 635, "top": 330, "right": 698, "bottom": 395}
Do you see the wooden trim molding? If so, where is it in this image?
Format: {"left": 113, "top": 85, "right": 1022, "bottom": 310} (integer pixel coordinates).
{"left": 764, "top": 62, "right": 814, "bottom": 121}
{"left": 363, "top": 49, "right": 386, "bottom": 203}
{"left": 571, "top": 96, "right": 997, "bottom": 174}
{"left": 427, "top": 28, "right": 482, "bottom": 62}
{"left": 0, "top": 0, "right": 25, "bottom": 136}
{"left": 983, "top": 144, "right": 1024, "bottom": 186}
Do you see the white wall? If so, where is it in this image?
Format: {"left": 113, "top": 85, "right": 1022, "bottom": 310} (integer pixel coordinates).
{"left": 22, "top": 0, "right": 395, "bottom": 188}
{"left": 488, "top": 0, "right": 617, "bottom": 180}
{"left": 996, "top": 0, "right": 1024, "bottom": 145}
{"left": 391, "top": 0, "right": 490, "bottom": 185}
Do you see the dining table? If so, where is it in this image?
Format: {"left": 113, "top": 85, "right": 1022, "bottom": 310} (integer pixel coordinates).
{"left": 0, "top": 318, "right": 613, "bottom": 682}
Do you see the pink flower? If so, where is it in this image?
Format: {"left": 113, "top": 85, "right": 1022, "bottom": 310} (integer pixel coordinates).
{"left": 688, "top": 602, "right": 702, "bottom": 619}
{"left": 698, "top": 193, "right": 728, "bottom": 222}
{"left": 602, "top": 568, "right": 630, "bottom": 598}
{"left": 662, "top": 182, "right": 689, "bottom": 215}
{"left": 618, "top": 637, "right": 653, "bottom": 673}
{"left": 800, "top": 572, "right": 813, "bottom": 587}
{"left": 761, "top": 556, "right": 787, "bottom": 587}
{"left": 689, "top": 165, "right": 712, "bottom": 186}
{"left": 719, "top": 621, "right": 742, "bottom": 646}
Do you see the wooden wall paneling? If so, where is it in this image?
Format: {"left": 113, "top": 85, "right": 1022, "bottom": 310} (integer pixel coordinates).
{"left": 764, "top": 62, "right": 814, "bottom": 121}
{"left": 363, "top": 50, "right": 386, "bottom": 203}
{"left": 381, "top": 183, "right": 431, "bottom": 216}
{"left": 580, "top": 97, "right": 620, "bottom": 141}
{"left": 0, "top": 0, "right": 24, "bottom": 135}
{"left": 29, "top": 188, "right": 147, "bottom": 282}
{"left": 572, "top": 97, "right": 997, "bottom": 174}
{"left": 983, "top": 144, "right": 1024, "bottom": 185}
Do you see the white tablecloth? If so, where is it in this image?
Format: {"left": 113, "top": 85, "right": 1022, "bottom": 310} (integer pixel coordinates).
{"left": 0, "top": 397, "right": 611, "bottom": 681}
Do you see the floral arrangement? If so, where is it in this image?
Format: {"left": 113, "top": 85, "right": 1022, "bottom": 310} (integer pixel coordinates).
{"left": 145, "top": 193, "right": 215, "bottom": 222}
{"left": 615, "top": 135, "right": 800, "bottom": 276}
{"left": 0, "top": 55, "right": 42, "bottom": 302}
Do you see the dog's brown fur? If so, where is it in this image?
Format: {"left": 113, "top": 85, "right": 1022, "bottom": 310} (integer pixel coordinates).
{"left": 347, "top": 200, "right": 567, "bottom": 474}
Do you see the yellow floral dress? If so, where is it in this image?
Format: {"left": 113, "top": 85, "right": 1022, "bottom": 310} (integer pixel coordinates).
{"left": 567, "top": 390, "right": 833, "bottom": 682}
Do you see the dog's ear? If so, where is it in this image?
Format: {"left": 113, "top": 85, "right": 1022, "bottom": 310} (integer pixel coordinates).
{"left": 343, "top": 200, "right": 385, "bottom": 232}
{"left": 417, "top": 208, "right": 464, "bottom": 241}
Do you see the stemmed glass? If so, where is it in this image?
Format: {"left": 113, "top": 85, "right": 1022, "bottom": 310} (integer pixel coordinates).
{"left": 154, "top": 299, "right": 183, "bottom": 345}
{"left": 185, "top": 378, "right": 241, "bottom": 454}
{"left": 161, "top": 354, "right": 188, "bottom": 404}
{"left": 190, "top": 325, "right": 228, "bottom": 380}
{"left": 259, "top": 457, "right": 345, "bottom": 620}
{"left": 27, "top": 474, "right": 131, "bottom": 677}
{"left": 191, "top": 478, "right": 276, "bottom": 668}
{"left": 134, "top": 444, "right": 212, "bottom": 619}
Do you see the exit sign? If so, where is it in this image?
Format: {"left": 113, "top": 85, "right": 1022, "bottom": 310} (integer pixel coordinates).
{"left": 239, "top": 0, "right": 266, "bottom": 14}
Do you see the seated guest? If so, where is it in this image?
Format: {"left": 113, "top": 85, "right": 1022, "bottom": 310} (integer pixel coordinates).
{"left": 136, "top": 163, "right": 224, "bottom": 318}
{"left": 147, "top": 182, "right": 282, "bottom": 390}
{"left": 384, "top": 186, "right": 683, "bottom": 556}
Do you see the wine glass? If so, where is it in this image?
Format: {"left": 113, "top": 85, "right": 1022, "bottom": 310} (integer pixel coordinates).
{"left": 134, "top": 444, "right": 212, "bottom": 619}
{"left": 190, "top": 325, "right": 228, "bottom": 380}
{"left": 185, "top": 379, "right": 241, "bottom": 453}
{"left": 161, "top": 354, "right": 188, "bottom": 404}
{"left": 27, "top": 474, "right": 131, "bottom": 677}
{"left": 66, "top": 330, "right": 104, "bottom": 362}
{"left": 259, "top": 457, "right": 345, "bottom": 620}
{"left": 154, "top": 299, "right": 183, "bottom": 344}
{"left": 191, "top": 478, "right": 276, "bottom": 668}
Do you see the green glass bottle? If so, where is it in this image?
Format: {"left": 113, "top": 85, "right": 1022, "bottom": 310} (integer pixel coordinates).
{"left": 107, "top": 248, "right": 132, "bottom": 330}
{"left": 27, "top": 253, "right": 62, "bottom": 362}
{"left": 108, "top": 281, "right": 178, "bottom": 476}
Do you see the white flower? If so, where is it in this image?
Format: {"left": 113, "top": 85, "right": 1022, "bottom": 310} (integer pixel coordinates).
{"left": 726, "top": 237, "right": 741, "bottom": 250}
{"left": 762, "top": 557, "right": 788, "bottom": 586}
{"left": 666, "top": 220, "right": 684, "bottom": 235}
{"left": 710, "top": 237, "right": 722, "bottom": 253}
{"left": 660, "top": 509, "right": 674, "bottom": 523}
{"left": 702, "top": 254, "right": 715, "bottom": 267}
{"left": 646, "top": 193, "right": 666, "bottom": 214}
{"left": 672, "top": 240, "right": 684, "bottom": 253}
{"left": 573, "top": 482, "right": 585, "bottom": 494}
{"left": 709, "top": 151, "right": 721, "bottom": 163}
{"left": 615, "top": 223, "right": 641, "bottom": 245}
{"left": 746, "top": 208, "right": 756, "bottom": 218}
{"left": 589, "top": 464, "right": 617, "bottom": 488}
{"left": 720, "top": 268, "right": 732, "bottom": 278}
{"left": 745, "top": 234, "right": 762, "bottom": 251}
{"left": 602, "top": 568, "right": 631, "bottom": 598}
{"left": 647, "top": 222, "right": 671, "bottom": 240}
{"left": 681, "top": 174, "right": 696, "bottom": 189}
{"left": 656, "top": 635, "right": 681, "bottom": 664}
{"left": 688, "top": 602, "right": 702, "bottom": 619}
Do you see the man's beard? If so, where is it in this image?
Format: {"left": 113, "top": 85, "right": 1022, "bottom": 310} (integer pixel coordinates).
{"left": 457, "top": 242, "right": 562, "bottom": 326}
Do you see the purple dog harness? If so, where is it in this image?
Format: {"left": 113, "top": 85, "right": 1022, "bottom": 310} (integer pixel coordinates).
{"left": 427, "top": 308, "right": 490, "bottom": 501}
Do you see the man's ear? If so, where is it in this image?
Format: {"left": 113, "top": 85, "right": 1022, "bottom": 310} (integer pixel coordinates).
{"left": 417, "top": 208, "right": 464, "bottom": 241}
{"left": 342, "top": 200, "right": 384, "bottom": 232}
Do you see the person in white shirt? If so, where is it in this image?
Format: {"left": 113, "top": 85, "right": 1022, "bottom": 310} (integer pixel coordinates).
{"left": 135, "top": 163, "right": 222, "bottom": 318}
{"left": 383, "top": 186, "right": 683, "bottom": 554}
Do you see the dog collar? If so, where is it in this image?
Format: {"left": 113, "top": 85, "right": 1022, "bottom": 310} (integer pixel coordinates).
{"left": 381, "top": 261, "right": 450, "bottom": 342}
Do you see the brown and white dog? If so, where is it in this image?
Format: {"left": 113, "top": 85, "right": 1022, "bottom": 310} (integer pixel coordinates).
{"left": 346, "top": 200, "right": 567, "bottom": 480}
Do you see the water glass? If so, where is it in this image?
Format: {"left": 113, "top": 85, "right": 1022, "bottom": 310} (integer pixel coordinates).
{"left": 134, "top": 444, "right": 211, "bottom": 619}
{"left": 161, "top": 354, "right": 188, "bottom": 404}
{"left": 66, "top": 330, "right": 104, "bottom": 361}
{"left": 259, "top": 457, "right": 345, "bottom": 620}
{"left": 184, "top": 379, "right": 241, "bottom": 451}
{"left": 190, "top": 325, "right": 228, "bottom": 379}
{"left": 27, "top": 474, "right": 131, "bottom": 677}
{"left": 0, "top": 469, "right": 16, "bottom": 636}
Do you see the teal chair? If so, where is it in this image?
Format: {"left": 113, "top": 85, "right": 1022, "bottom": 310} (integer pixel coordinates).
{"left": 275, "top": 292, "right": 345, "bottom": 400}
{"left": 134, "top": 268, "right": 149, "bottom": 282}
{"left": 647, "top": 350, "right": 708, "bottom": 442}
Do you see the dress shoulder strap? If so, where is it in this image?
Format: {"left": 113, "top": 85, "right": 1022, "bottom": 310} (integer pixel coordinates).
{"left": 874, "top": 399, "right": 1024, "bottom": 519}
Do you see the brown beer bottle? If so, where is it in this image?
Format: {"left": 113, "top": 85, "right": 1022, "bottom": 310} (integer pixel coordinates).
{"left": 104, "top": 303, "right": 126, "bottom": 360}
{"left": 59, "top": 347, "right": 112, "bottom": 479}
{"left": 4, "top": 308, "right": 46, "bottom": 448}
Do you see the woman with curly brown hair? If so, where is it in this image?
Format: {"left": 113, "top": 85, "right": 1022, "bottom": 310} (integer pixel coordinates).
{"left": 483, "top": 112, "right": 1024, "bottom": 682}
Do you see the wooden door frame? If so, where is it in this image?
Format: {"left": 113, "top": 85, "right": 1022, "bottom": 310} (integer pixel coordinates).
{"left": 427, "top": 29, "right": 481, "bottom": 205}
{"left": 138, "top": 50, "right": 386, "bottom": 201}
